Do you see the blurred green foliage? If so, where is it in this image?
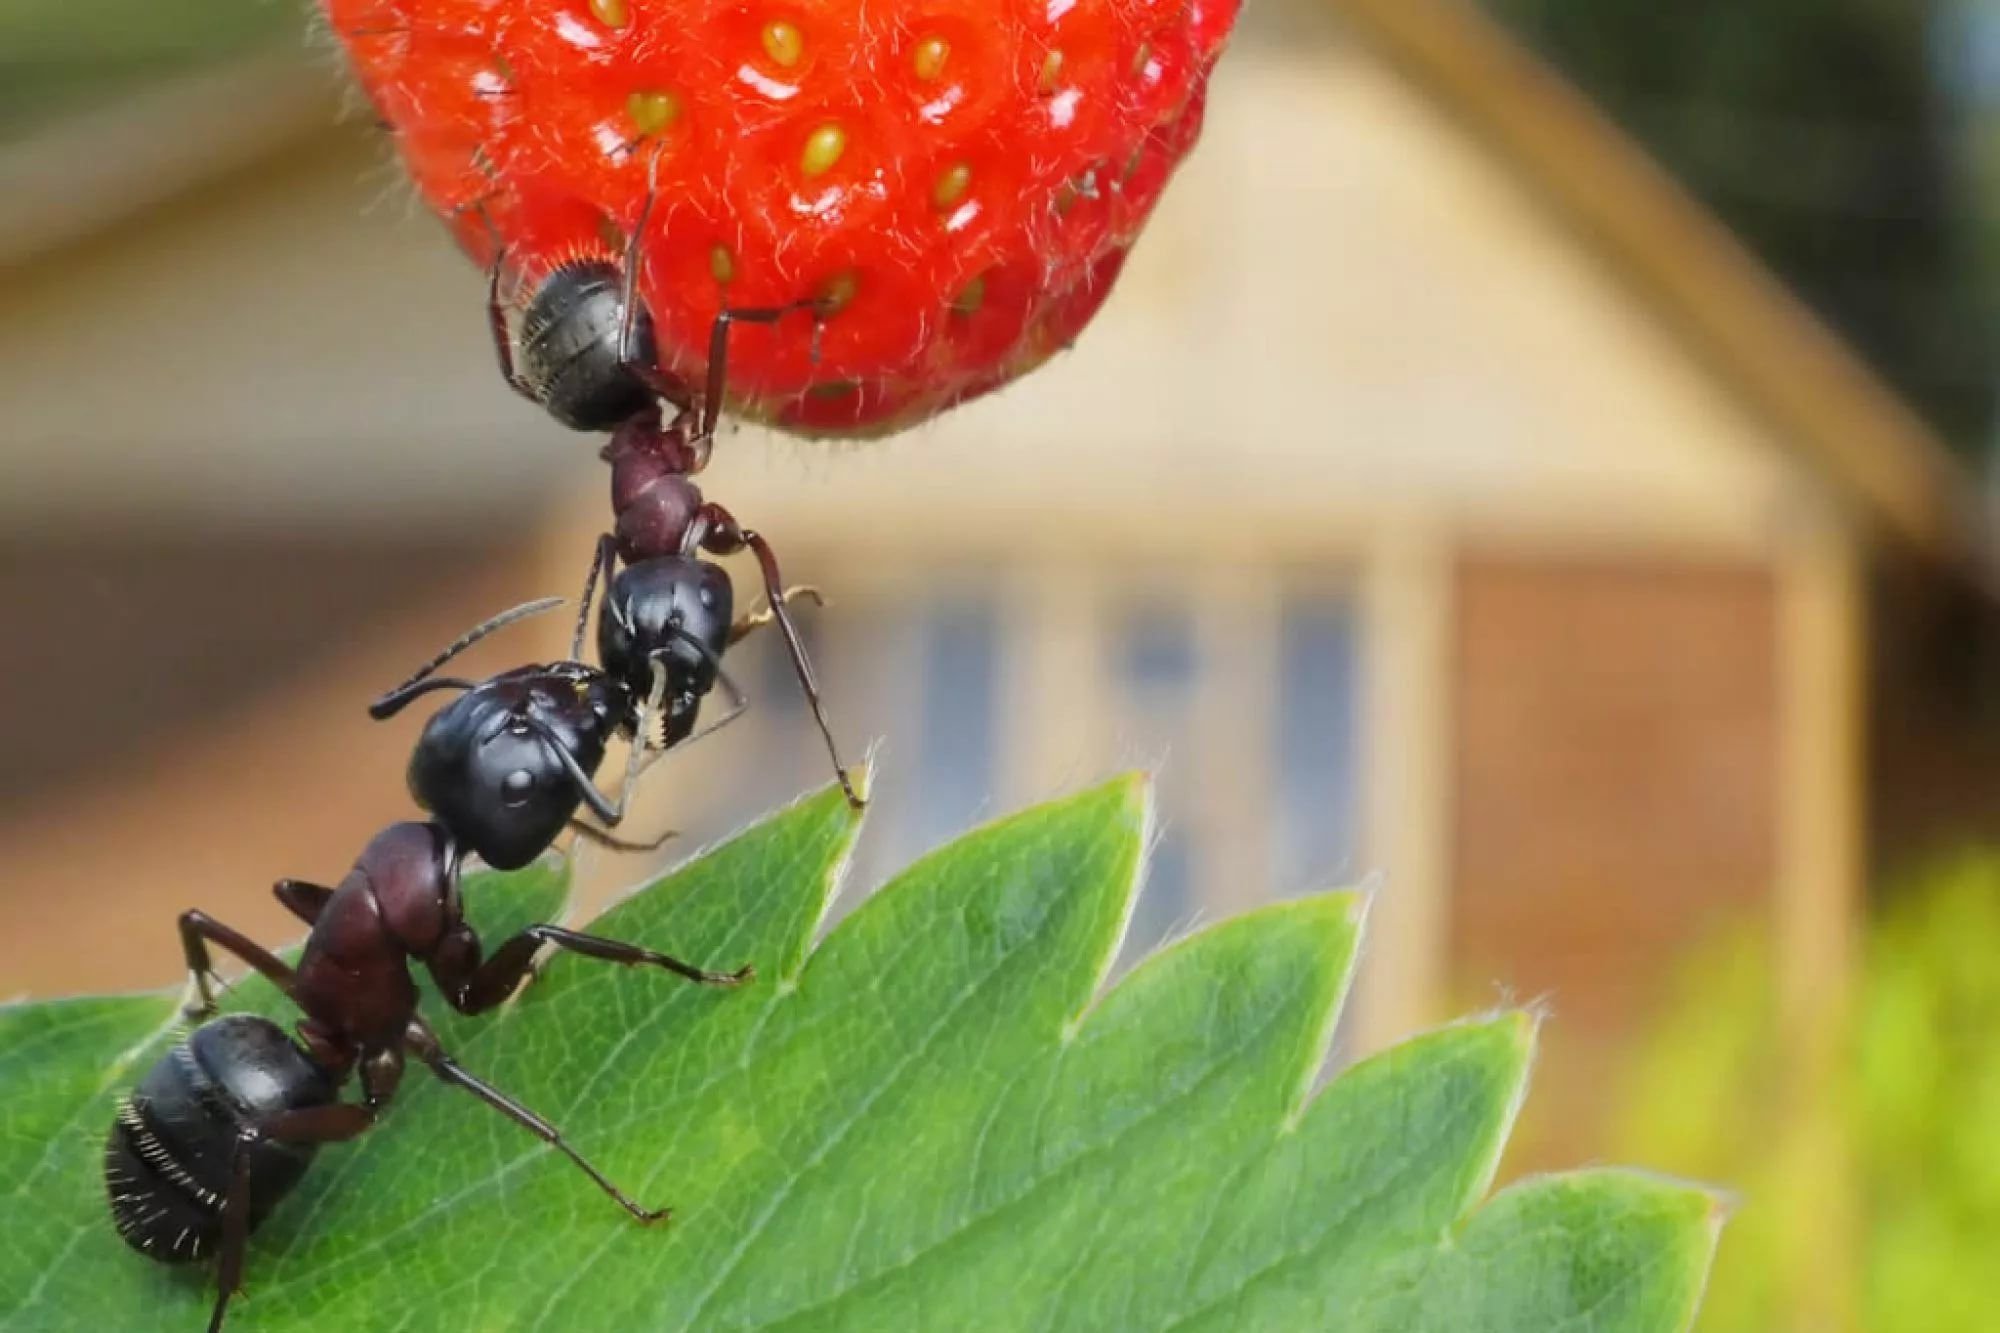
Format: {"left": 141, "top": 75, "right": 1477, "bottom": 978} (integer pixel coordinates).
{"left": 0, "top": 0, "right": 298, "bottom": 136}
{"left": 1489, "top": 0, "right": 1996, "bottom": 457}
{"left": 1613, "top": 852, "right": 2000, "bottom": 1330}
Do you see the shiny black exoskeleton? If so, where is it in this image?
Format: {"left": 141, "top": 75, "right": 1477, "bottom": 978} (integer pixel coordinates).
{"left": 106, "top": 1017, "right": 335, "bottom": 1269}
{"left": 515, "top": 261, "right": 658, "bottom": 432}
{"left": 596, "top": 553, "right": 733, "bottom": 747}
{"left": 404, "top": 662, "right": 622, "bottom": 869}
{"left": 367, "top": 592, "right": 752, "bottom": 868}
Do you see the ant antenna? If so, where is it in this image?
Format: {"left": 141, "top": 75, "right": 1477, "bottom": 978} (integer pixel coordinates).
{"left": 369, "top": 597, "right": 565, "bottom": 720}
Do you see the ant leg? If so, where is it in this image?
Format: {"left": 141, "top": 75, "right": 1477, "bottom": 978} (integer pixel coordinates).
{"left": 696, "top": 303, "right": 817, "bottom": 446}
{"left": 403, "top": 1018, "right": 675, "bottom": 1222}
{"left": 209, "top": 1101, "right": 378, "bottom": 1333}
{"left": 272, "top": 879, "right": 336, "bottom": 926}
{"left": 567, "top": 821, "right": 676, "bottom": 854}
{"left": 699, "top": 505, "right": 863, "bottom": 807}
{"left": 572, "top": 534, "right": 618, "bottom": 661}
{"left": 486, "top": 250, "right": 539, "bottom": 403}
{"left": 178, "top": 912, "right": 297, "bottom": 1020}
{"left": 431, "top": 914, "right": 750, "bottom": 1015}
{"left": 612, "top": 149, "right": 693, "bottom": 406}
{"left": 730, "top": 585, "right": 824, "bottom": 644}
{"left": 369, "top": 596, "right": 565, "bottom": 720}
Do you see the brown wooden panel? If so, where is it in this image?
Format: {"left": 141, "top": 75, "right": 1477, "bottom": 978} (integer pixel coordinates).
{"left": 1451, "top": 556, "right": 1777, "bottom": 1034}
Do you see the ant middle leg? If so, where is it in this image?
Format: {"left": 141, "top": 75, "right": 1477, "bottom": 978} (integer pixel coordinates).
{"left": 178, "top": 912, "right": 298, "bottom": 1020}
{"left": 403, "top": 1018, "right": 672, "bottom": 1224}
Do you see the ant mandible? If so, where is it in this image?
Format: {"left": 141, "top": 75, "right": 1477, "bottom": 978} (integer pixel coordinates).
{"left": 106, "top": 603, "right": 754, "bottom": 1331}
{"left": 482, "top": 163, "right": 865, "bottom": 809}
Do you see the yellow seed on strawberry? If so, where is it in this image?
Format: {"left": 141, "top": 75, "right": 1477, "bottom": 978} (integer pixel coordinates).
{"left": 761, "top": 20, "right": 803, "bottom": 67}
{"left": 710, "top": 245, "right": 736, "bottom": 284}
{"left": 1039, "top": 50, "right": 1064, "bottom": 93}
{"left": 818, "top": 270, "right": 860, "bottom": 314}
{"left": 932, "top": 162, "right": 972, "bottom": 210}
{"left": 952, "top": 275, "right": 986, "bottom": 315}
{"left": 589, "top": 0, "right": 630, "bottom": 29}
{"left": 626, "top": 90, "right": 681, "bottom": 135}
{"left": 801, "top": 123, "right": 847, "bottom": 176}
{"left": 912, "top": 35, "right": 950, "bottom": 81}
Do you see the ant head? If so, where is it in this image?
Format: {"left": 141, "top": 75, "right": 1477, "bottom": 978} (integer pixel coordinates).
{"left": 597, "top": 556, "right": 734, "bottom": 735}
{"left": 407, "top": 667, "right": 616, "bottom": 869}
{"left": 519, "top": 260, "right": 660, "bottom": 432}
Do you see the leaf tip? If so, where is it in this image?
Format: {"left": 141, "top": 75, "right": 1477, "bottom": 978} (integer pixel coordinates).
{"left": 843, "top": 754, "right": 877, "bottom": 808}
{"left": 1104, "top": 769, "right": 1153, "bottom": 818}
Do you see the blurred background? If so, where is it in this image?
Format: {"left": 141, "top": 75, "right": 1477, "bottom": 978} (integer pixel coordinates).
{"left": 4, "top": 0, "right": 1999, "bottom": 1328}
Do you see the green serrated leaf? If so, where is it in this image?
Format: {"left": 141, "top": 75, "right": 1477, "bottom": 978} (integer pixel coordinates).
{"left": 0, "top": 777, "right": 1721, "bottom": 1331}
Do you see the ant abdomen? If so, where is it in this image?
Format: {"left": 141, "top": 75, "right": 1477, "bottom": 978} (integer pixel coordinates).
{"left": 105, "top": 1016, "right": 336, "bottom": 1264}
{"left": 520, "top": 261, "right": 658, "bottom": 432}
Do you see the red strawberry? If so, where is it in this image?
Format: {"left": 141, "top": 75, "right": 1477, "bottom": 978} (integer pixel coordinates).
{"left": 321, "top": 0, "right": 1238, "bottom": 435}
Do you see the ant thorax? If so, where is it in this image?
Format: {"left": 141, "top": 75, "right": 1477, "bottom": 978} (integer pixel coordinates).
{"left": 607, "top": 427, "right": 706, "bottom": 561}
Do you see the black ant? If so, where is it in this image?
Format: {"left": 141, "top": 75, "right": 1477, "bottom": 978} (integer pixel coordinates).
{"left": 105, "top": 603, "right": 758, "bottom": 1331}
{"left": 364, "top": 590, "right": 788, "bottom": 863}
{"left": 483, "top": 168, "right": 865, "bottom": 809}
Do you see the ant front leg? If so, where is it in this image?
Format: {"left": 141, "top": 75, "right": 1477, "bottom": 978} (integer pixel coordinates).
{"left": 403, "top": 1017, "right": 673, "bottom": 1224}
{"left": 695, "top": 302, "right": 819, "bottom": 449}
{"left": 698, "top": 504, "right": 864, "bottom": 807}
{"left": 567, "top": 820, "right": 677, "bottom": 855}
{"left": 178, "top": 912, "right": 298, "bottom": 1020}
{"left": 208, "top": 1101, "right": 378, "bottom": 1333}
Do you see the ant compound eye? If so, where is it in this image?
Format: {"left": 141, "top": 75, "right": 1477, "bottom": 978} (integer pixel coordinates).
{"left": 502, "top": 769, "right": 536, "bottom": 805}
{"left": 698, "top": 586, "right": 716, "bottom": 609}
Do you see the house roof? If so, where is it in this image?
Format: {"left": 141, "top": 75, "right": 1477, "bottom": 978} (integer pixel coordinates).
{"left": 1330, "top": 0, "right": 1993, "bottom": 575}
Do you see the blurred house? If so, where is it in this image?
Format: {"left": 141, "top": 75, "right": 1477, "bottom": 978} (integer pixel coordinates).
{"left": 3, "top": 6, "right": 1997, "bottom": 1319}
